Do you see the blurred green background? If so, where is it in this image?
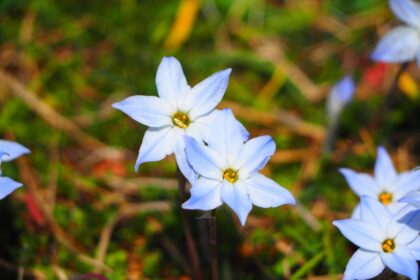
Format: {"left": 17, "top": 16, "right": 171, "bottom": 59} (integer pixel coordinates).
{"left": 0, "top": 0, "right": 420, "bottom": 279}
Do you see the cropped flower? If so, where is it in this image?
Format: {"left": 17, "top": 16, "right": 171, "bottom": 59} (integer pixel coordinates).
{"left": 112, "top": 57, "right": 231, "bottom": 183}
{"left": 340, "top": 146, "right": 420, "bottom": 217}
{"left": 371, "top": 0, "right": 420, "bottom": 67}
{"left": 182, "top": 109, "right": 295, "bottom": 225}
{"left": 0, "top": 140, "right": 30, "bottom": 199}
{"left": 333, "top": 196, "right": 420, "bottom": 280}
{"left": 327, "top": 75, "right": 355, "bottom": 120}
{"left": 400, "top": 189, "right": 420, "bottom": 208}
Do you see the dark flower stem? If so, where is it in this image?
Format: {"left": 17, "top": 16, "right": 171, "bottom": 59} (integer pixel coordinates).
{"left": 209, "top": 209, "right": 219, "bottom": 280}
{"left": 177, "top": 168, "right": 203, "bottom": 280}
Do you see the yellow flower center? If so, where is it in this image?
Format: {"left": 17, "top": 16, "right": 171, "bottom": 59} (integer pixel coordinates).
{"left": 381, "top": 239, "right": 395, "bottom": 253}
{"left": 223, "top": 168, "right": 238, "bottom": 183}
{"left": 378, "top": 192, "right": 393, "bottom": 205}
{"left": 172, "top": 112, "right": 190, "bottom": 129}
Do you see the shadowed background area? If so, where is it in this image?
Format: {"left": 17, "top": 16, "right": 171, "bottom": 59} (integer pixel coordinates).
{"left": 0, "top": 0, "right": 419, "bottom": 279}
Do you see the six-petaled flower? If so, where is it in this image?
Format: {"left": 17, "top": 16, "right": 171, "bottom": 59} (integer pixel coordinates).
{"left": 182, "top": 109, "right": 295, "bottom": 225}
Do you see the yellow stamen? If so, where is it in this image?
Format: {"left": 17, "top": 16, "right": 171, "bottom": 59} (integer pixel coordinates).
{"left": 172, "top": 112, "right": 190, "bottom": 129}
{"left": 381, "top": 239, "right": 395, "bottom": 253}
{"left": 378, "top": 192, "right": 393, "bottom": 205}
{"left": 223, "top": 168, "right": 238, "bottom": 183}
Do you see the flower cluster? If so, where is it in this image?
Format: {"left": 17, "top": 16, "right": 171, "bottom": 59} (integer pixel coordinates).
{"left": 113, "top": 57, "right": 296, "bottom": 225}
{"left": 0, "top": 140, "right": 30, "bottom": 199}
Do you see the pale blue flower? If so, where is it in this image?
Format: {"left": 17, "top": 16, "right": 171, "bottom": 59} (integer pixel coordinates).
{"left": 0, "top": 140, "right": 30, "bottom": 199}
{"left": 340, "top": 146, "right": 420, "bottom": 218}
{"left": 333, "top": 196, "right": 420, "bottom": 280}
{"left": 182, "top": 109, "right": 295, "bottom": 225}
{"left": 327, "top": 75, "right": 355, "bottom": 120}
{"left": 112, "top": 57, "right": 231, "bottom": 183}
{"left": 371, "top": 0, "right": 420, "bottom": 67}
{"left": 400, "top": 189, "right": 420, "bottom": 208}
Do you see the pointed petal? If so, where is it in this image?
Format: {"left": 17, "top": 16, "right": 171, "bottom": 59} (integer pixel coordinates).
{"left": 392, "top": 169, "right": 420, "bottom": 197}
{"left": 134, "top": 127, "right": 174, "bottom": 171}
{"left": 0, "top": 177, "right": 22, "bottom": 199}
{"left": 406, "top": 236, "right": 420, "bottom": 259}
{"left": 389, "top": 207, "right": 420, "bottom": 244}
{"left": 333, "top": 219, "right": 384, "bottom": 251}
{"left": 112, "top": 95, "right": 174, "bottom": 128}
{"left": 188, "top": 69, "right": 231, "bottom": 119}
{"left": 374, "top": 147, "right": 397, "bottom": 187}
{"left": 339, "top": 168, "right": 381, "bottom": 197}
{"left": 343, "top": 249, "right": 384, "bottom": 280}
{"left": 359, "top": 196, "right": 392, "bottom": 230}
{"left": 182, "top": 178, "right": 223, "bottom": 210}
{"left": 174, "top": 135, "right": 197, "bottom": 184}
{"left": 327, "top": 75, "right": 355, "bottom": 119}
{"left": 221, "top": 181, "right": 252, "bottom": 225}
{"left": 0, "top": 140, "right": 30, "bottom": 162}
{"left": 389, "top": 0, "right": 420, "bottom": 29}
{"left": 246, "top": 173, "right": 295, "bottom": 208}
{"left": 400, "top": 189, "right": 420, "bottom": 208}
{"left": 184, "top": 136, "right": 226, "bottom": 180}
{"left": 381, "top": 245, "right": 418, "bottom": 280}
{"left": 235, "top": 136, "right": 276, "bottom": 178}
{"left": 371, "top": 26, "right": 420, "bottom": 63}
{"left": 206, "top": 109, "right": 249, "bottom": 161}
{"left": 155, "top": 57, "right": 190, "bottom": 107}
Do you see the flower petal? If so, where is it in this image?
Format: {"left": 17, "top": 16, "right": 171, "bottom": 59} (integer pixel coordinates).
{"left": 339, "top": 168, "right": 381, "bottom": 197}
{"left": 343, "top": 249, "right": 384, "bottom": 280}
{"left": 246, "top": 173, "right": 295, "bottom": 208}
{"left": 112, "top": 95, "right": 174, "bottom": 128}
{"left": 173, "top": 133, "right": 197, "bottom": 184}
{"left": 206, "top": 109, "right": 249, "bottom": 161}
{"left": 221, "top": 181, "right": 252, "bottom": 225}
{"left": 135, "top": 127, "right": 174, "bottom": 171}
{"left": 374, "top": 146, "right": 397, "bottom": 187}
{"left": 188, "top": 69, "right": 231, "bottom": 119}
{"left": 391, "top": 169, "right": 420, "bottom": 197}
{"left": 327, "top": 75, "right": 355, "bottom": 119}
{"left": 389, "top": 0, "right": 420, "bottom": 29}
{"left": 359, "top": 196, "right": 392, "bottom": 230}
{"left": 350, "top": 203, "right": 362, "bottom": 219}
{"left": 381, "top": 245, "right": 418, "bottom": 280}
{"left": 0, "top": 176, "right": 22, "bottom": 199}
{"left": 333, "top": 219, "right": 384, "bottom": 251}
{"left": 155, "top": 57, "right": 190, "bottom": 107}
{"left": 182, "top": 178, "right": 223, "bottom": 210}
{"left": 417, "top": 49, "right": 420, "bottom": 67}
{"left": 406, "top": 236, "right": 420, "bottom": 259}
{"left": 371, "top": 26, "right": 420, "bottom": 63}
{"left": 185, "top": 109, "right": 219, "bottom": 143}
{"left": 400, "top": 189, "right": 420, "bottom": 208}
{"left": 0, "top": 140, "right": 30, "bottom": 162}
{"left": 235, "top": 136, "right": 276, "bottom": 178}
{"left": 184, "top": 136, "right": 226, "bottom": 180}
{"left": 389, "top": 207, "right": 420, "bottom": 244}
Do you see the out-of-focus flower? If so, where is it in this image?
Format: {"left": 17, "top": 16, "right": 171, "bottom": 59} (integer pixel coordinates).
{"left": 371, "top": 0, "right": 420, "bottom": 67}
{"left": 182, "top": 109, "right": 295, "bottom": 225}
{"left": 340, "top": 146, "right": 420, "bottom": 217}
{"left": 112, "top": 57, "right": 232, "bottom": 183}
{"left": 333, "top": 196, "right": 420, "bottom": 280}
{"left": 400, "top": 189, "right": 420, "bottom": 208}
{"left": 327, "top": 75, "right": 355, "bottom": 120}
{"left": 0, "top": 140, "right": 30, "bottom": 199}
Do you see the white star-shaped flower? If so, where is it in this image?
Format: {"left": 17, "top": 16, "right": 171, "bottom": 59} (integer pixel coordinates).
{"left": 371, "top": 0, "right": 420, "bottom": 67}
{"left": 0, "top": 140, "right": 30, "bottom": 199}
{"left": 112, "top": 57, "right": 231, "bottom": 183}
{"left": 340, "top": 146, "right": 420, "bottom": 217}
{"left": 182, "top": 109, "right": 295, "bottom": 225}
{"left": 334, "top": 196, "right": 420, "bottom": 280}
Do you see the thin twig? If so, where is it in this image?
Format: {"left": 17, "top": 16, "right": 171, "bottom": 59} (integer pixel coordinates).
{"left": 177, "top": 168, "right": 204, "bottom": 280}
{"left": 209, "top": 209, "right": 219, "bottom": 280}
